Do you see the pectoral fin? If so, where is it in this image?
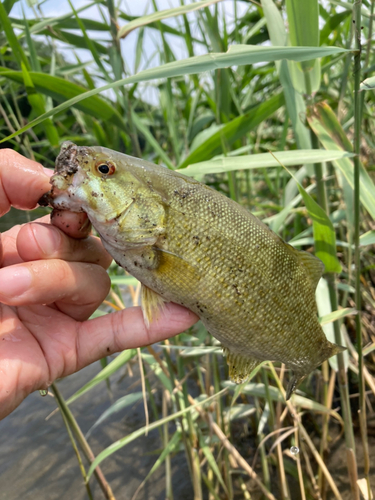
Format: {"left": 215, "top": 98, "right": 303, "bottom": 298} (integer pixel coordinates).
{"left": 141, "top": 284, "right": 166, "bottom": 327}
{"left": 222, "top": 346, "right": 261, "bottom": 384}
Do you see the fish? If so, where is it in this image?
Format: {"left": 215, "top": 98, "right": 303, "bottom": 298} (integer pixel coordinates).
{"left": 40, "top": 141, "right": 345, "bottom": 399}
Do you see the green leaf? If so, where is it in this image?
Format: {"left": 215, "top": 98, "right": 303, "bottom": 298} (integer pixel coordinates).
{"left": 288, "top": 58, "right": 321, "bottom": 94}
{"left": 179, "top": 149, "right": 355, "bottom": 176}
{"left": 141, "top": 353, "right": 173, "bottom": 392}
{"left": 137, "top": 431, "right": 182, "bottom": 492}
{"left": 86, "top": 392, "right": 144, "bottom": 437}
{"left": 286, "top": 0, "right": 319, "bottom": 71}
{"left": 44, "top": 16, "right": 109, "bottom": 32}
{"left": 178, "top": 93, "right": 285, "bottom": 169}
{"left": 224, "top": 404, "right": 256, "bottom": 420}
{"left": 28, "top": 1, "right": 100, "bottom": 34}
{"left": 87, "top": 388, "right": 227, "bottom": 478}
{"left": 0, "top": 68, "right": 126, "bottom": 129}
{"left": 66, "top": 349, "right": 137, "bottom": 405}
{"left": 67, "top": 0, "right": 110, "bottom": 79}
{"left": 360, "top": 230, "right": 375, "bottom": 246}
{"left": 118, "top": 0, "right": 223, "bottom": 38}
{"left": 261, "top": 0, "right": 313, "bottom": 184}
{"left": 316, "top": 279, "right": 349, "bottom": 371}
{"left": 39, "top": 29, "right": 108, "bottom": 55}
{"left": 307, "top": 102, "right": 375, "bottom": 221}
{"left": 199, "top": 432, "right": 228, "bottom": 494}
{"left": 319, "top": 308, "right": 357, "bottom": 326}
{"left": 131, "top": 111, "right": 174, "bottom": 169}
{"left": 320, "top": 10, "right": 352, "bottom": 45}
{"left": 3, "top": 0, "right": 19, "bottom": 15}
{"left": 22, "top": 9, "right": 41, "bottom": 72}
{"left": 21, "top": 63, "right": 59, "bottom": 147}
{"left": 278, "top": 159, "right": 342, "bottom": 273}
{"left": 327, "top": 1, "right": 371, "bottom": 18}
{"left": 0, "top": 44, "right": 349, "bottom": 143}
{"left": 0, "top": 1, "right": 30, "bottom": 69}
{"left": 179, "top": 346, "right": 222, "bottom": 357}
{"left": 360, "top": 76, "right": 375, "bottom": 91}
{"left": 118, "top": 12, "right": 189, "bottom": 39}
{"left": 224, "top": 381, "right": 343, "bottom": 419}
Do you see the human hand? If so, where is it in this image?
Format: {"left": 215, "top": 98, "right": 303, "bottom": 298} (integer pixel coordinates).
{"left": 0, "top": 149, "right": 198, "bottom": 420}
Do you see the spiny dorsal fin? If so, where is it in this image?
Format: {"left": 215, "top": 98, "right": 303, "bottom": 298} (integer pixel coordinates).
{"left": 295, "top": 249, "right": 325, "bottom": 291}
{"left": 141, "top": 284, "right": 166, "bottom": 327}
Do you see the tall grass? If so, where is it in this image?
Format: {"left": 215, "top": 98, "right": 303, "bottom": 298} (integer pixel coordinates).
{"left": 1, "top": 0, "right": 375, "bottom": 498}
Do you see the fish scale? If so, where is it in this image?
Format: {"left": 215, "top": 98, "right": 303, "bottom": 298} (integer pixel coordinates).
{"left": 41, "top": 142, "right": 346, "bottom": 399}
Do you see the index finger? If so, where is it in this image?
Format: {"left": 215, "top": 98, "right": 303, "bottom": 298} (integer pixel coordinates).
{"left": 0, "top": 149, "right": 52, "bottom": 216}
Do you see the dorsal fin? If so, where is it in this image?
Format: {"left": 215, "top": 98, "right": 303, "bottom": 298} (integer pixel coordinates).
{"left": 295, "top": 249, "right": 325, "bottom": 290}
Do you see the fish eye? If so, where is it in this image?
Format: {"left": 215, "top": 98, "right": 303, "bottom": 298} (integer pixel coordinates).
{"left": 95, "top": 161, "right": 116, "bottom": 176}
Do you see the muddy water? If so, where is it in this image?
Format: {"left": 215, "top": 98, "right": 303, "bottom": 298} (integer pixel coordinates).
{"left": 0, "top": 362, "right": 193, "bottom": 500}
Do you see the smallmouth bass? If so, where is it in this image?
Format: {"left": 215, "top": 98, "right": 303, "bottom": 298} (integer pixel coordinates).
{"left": 41, "top": 142, "right": 345, "bottom": 399}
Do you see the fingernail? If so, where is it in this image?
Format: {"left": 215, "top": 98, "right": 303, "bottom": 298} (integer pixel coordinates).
{"left": 43, "top": 167, "right": 54, "bottom": 178}
{"left": 0, "top": 267, "right": 32, "bottom": 298}
{"left": 32, "top": 224, "right": 61, "bottom": 256}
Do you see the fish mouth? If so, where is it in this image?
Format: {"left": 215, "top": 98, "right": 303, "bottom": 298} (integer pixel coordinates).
{"left": 55, "top": 141, "right": 79, "bottom": 176}
{"left": 38, "top": 141, "right": 89, "bottom": 208}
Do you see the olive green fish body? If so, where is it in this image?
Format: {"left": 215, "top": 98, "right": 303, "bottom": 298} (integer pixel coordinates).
{"left": 46, "top": 142, "right": 345, "bottom": 398}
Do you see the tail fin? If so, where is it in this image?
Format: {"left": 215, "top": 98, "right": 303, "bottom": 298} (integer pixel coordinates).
{"left": 329, "top": 342, "right": 347, "bottom": 356}
{"left": 286, "top": 342, "right": 346, "bottom": 400}
{"left": 318, "top": 341, "right": 347, "bottom": 366}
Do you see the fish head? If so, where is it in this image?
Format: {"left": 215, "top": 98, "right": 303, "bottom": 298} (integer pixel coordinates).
{"left": 44, "top": 141, "right": 147, "bottom": 224}
{"left": 41, "top": 142, "right": 167, "bottom": 250}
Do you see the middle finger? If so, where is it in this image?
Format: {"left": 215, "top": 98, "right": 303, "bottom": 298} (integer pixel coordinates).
{"left": 17, "top": 221, "right": 112, "bottom": 269}
{"left": 0, "top": 259, "right": 111, "bottom": 321}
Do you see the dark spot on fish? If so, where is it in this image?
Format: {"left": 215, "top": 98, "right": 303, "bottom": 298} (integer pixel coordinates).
{"left": 174, "top": 188, "right": 191, "bottom": 199}
{"left": 107, "top": 347, "right": 110, "bottom": 353}
{"left": 134, "top": 261, "right": 138, "bottom": 266}
{"left": 92, "top": 191, "right": 99, "bottom": 197}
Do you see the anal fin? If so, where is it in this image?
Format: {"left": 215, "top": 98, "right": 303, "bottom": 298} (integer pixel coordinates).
{"left": 222, "top": 346, "right": 261, "bottom": 384}
{"left": 141, "top": 284, "right": 166, "bottom": 327}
